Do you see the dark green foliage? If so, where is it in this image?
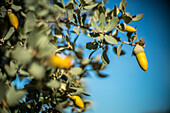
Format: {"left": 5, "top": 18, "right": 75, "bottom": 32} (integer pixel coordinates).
{"left": 0, "top": 0, "right": 145, "bottom": 112}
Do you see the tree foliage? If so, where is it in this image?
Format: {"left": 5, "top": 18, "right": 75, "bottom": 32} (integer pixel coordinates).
{"left": 0, "top": 0, "right": 147, "bottom": 112}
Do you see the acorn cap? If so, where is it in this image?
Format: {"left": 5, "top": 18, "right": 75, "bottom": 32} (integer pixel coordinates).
{"left": 7, "top": 9, "right": 12, "bottom": 15}
{"left": 133, "top": 44, "right": 144, "bottom": 55}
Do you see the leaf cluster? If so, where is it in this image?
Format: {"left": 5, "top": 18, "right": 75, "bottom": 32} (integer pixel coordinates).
{"left": 0, "top": 0, "right": 145, "bottom": 112}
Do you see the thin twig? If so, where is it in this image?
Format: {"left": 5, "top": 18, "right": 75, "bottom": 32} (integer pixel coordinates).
{"left": 120, "top": 41, "right": 136, "bottom": 46}
{"left": 36, "top": 19, "right": 92, "bottom": 31}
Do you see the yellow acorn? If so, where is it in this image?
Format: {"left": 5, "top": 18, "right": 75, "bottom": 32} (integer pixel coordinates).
{"left": 49, "top": 55, "right": 72, "bottom": 68}
{"left": 134, "top": 44, "right": 148, "bottom": 72}
{"left": 125, "top": 24, "right": 136, "bottom": 32}
{"left": 71, "top": 96, "right": 84, "bottom": 109}
{"left": 8, "top": 9, "right": 19, "bottom": 29}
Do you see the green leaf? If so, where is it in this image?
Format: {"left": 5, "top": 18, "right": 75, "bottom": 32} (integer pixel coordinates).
{"left": 0, "top": 81, "right": 7, "bottom": 103}
{"left": 101, "top": 50, "right": 109, "bottom": 64}
{"left": 117, "top": 44, "right": 122, "bottom": 58}
{"left": 106, "top": 17, "right": 119, "bottom": 32}
{"left": 11, "top": 45, "right": 33, "bottom": 66}
{"left": 112, "top": 30, "right": 118, "bottom": 37}
{"left": 94, "top": 9, "right": 99, "bottom": 21}
{"left": 54, "top": 3, "right": 66, "bottom": 13}
{"left": 122, "top": 15, "right": 132, "bottom": 24}
{"left": 28, "top": 62, "right": 45, "bottom": 80}
{"left": 4, "top": 27, "right": 15, "bottom": 41}
{"left": 24, "top": 11, "right": 36, "bottom": 33}
{"left": 46, "top": 80, "right": 60, "bottom": 89}
{"left": 84, "top": 3, "right": 98, "bottom": 10}
{"left": 70, "top": 67, "right": 83, "bottom": 76}
{"left": 36, "top": 9, "right": 49, "bottom": 17}
{"left": 113, "top": 46, "right": 126, "bottom": 56}
{"left": 99, "top": 13, "right": 106, "bottom": 30}
{"left": 4, "top": 61, "right": 18, "bottom": 77}
{"left": 84, "top": 0, "right": 92, "bottom": 4}
{"left": 104, "top": 35, "right": 118, "bottom": 45}
{"left": 113, "top": 4, "right": 119, "bottom": 16}
{"left": 132, "top": 14, "right": 143, "bottom": 22}
{"left": 65, "top": 3, "right": 74, "bottom": 9}
{"left": 91, "top": 18, "right": 101, "bottom": 32}
{"left": 119, "top": 0, "right": 127, "bottom": 14}
{"left": 6, "top": 86, "right": 27, "bottom": 106}
{"left": 70, "top": 87, "right": 84, "bottom": 96}
{"left": 85, "top": 42, "right": 98, "bottom": 50}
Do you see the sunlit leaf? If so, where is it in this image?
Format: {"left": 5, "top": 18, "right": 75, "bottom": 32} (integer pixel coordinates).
{"left": 119, "top": 0, "right": 127, "bottom": 14}
{"left": 4, "top": 27, "right": 15, "bottom": 41}
{"left": 132, "top": 14, "right": 143, "bottom": 22}
{"left": 84, "top": 3, "right": 98, "bottom": 10}
{"left": 99, "top": 13, "right": 106, "bottom": 30}
{"left": 104, "top": 35, "right": 118, "bottom": 45}
{"left": 117, "top": 44, "right": 122, "bottom": 58}
{"left": 106, "top": 17, "right": 119, "bottom": 32}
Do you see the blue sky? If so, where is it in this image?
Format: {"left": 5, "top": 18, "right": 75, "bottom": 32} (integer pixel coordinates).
{"left": 76, "top": 0, "right": 170, "bottom": 113}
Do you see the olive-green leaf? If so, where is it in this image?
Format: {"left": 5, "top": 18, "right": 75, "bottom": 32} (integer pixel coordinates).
{"left": 37, "top": 9, "right": 49, "bottom": 17}
{"left": 85, "top": 42, "right": 98, "bottom": 50}
{"left": 4, "top": 27, "right": 15, "bottom": 41}
{"left": 24, "top": 11, "right": 36, "bottom": 33}
{"left": 113, "top": 4, "right": 119, "bottom": 16}
{"left": 70, "top": 67, "right": 83, "bottom": 76}
{"left": 65, "top": 3, "right": 74, "bottom": 9}
{"left": 132, "top": 14, "right": 143, "bottom": 22}
{"left": 84, "top": 0, "right": 92, "bottom": 4}
{"left": 101, "top": 50, "right": 109, "bottom": 64}
{"left": 91, "top": 18, "right": 101, "bottom": 32}
{"left": 11, "top": 45, "right": 33, "bottom": 66}
{"left": 54, "top": 3, "right": 66, "bottom": 13}
{"left": 4, "top": 61, "right": 18, "bottom": 77}
{"left": 0, "top": 81, "right": 7, "bottom": 103}
{"left": 113, "top": 46, "right": 126, "bottom": 56}
{"left": 104, "top": 35, "right": 118, "bottom": 45}
{"left": 46, "top": 80, "right": 60, "bottom": 89}
{"left": 70, "top": 87, "right": 84, "bottom": 96}
{"left": 99, "top": 13, "right": 106, "bottom": 30}
{"left": 117, "top": 44, "right": 122, "bottom": 58}
{"left": 84, "top": 3, "right": 98, "bottom": 10}
{"left": 106, "top": 17, "right": 119, "bottom": 32}
{"left": 6, "top": 86, "right": 27, "bottom": 106}
{"left": 119, "top": 0, "right": 127, "bottom": 14}
{"left": 122, "top": 15, "right": 132, "bottom": 24}
{"left": 28, "top": 62, "right": 45, "bottom": 80}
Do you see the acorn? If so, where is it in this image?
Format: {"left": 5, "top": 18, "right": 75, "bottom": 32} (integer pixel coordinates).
{"left": 49, "top": 55, "right": 72, "bottom": 68}
{"left": 125, "top": 24, "right": 136, "bottom": 32}
{"left": 8, "top": 9, "right": 19, "bottom": 29}
{"left": 117, "top": 23, "right": 136, "bottom": 32}
{"left": 71, "top": 96, "right": 84, "bottom": 109}
{"left": 133, "top": 44, "right": 148, "bottom": 72}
